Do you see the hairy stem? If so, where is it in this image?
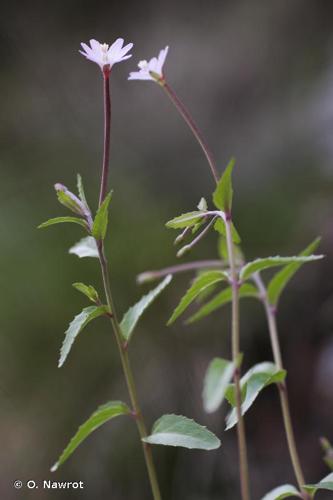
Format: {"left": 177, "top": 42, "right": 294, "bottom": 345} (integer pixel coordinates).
{"left": 97, "top": 69, "right": 162, "bottom": 500}
{"left": 162, "top": 80, "right": 219, "bottom": 184}
{"left": 253, "top": 273, "right": 308, "bottom": 498}
{"left": 225, "top": 217, "right": 251, "bottom": 500}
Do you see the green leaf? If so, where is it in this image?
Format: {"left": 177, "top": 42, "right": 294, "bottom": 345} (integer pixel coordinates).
{"left": 166, "top": 211, "right": 208, "bottom": 230}
{"left": 203, "top": 358, "right": 235, "bottom": 413}
{"left": 225, "top": 362, "right": 286, "bottom": 430}
{"left": 51, "top": 401, "right": 130, "bottom": 471}
{"left": 261, "top": 484, "right": 302, "bottom": 499}
{"left": 167, "top": 271, "right": 229, "bottom": 325}
{"left": 142, "top": 414, "right": 221, "bottom": 450}
{"left": 69, "top": 236, "right": 99, "bottom": 258}
{"left": 267, "top": 238, "right": 321, "bottom": 306}
{"left": 38, "top": 216, "right": 88, "bottom": 230}
{"left": 304, "top": 473, "right": 333, "bottom": 495}
{"left": 240, "top": 255, "right": 323, "bottom": 281}
{"left": 212, "top": 158, "right": 235, "bottom": 213}
{"left": 72, "top": 283, "right": 100, "bottom": 303}
{"left": 187, "top": 284, "right": 258, "bottom": 324}
{"left": 92, "top": 191, "right": 113, "bottom": 240}
{"left": 59, "top": 306, "right": 107, "bottom": 367}
{"left": 214, "top": 217, "right": 241, "bottom": 244}
{"left": 120, "top": 275, "right": 172, "bottom": 342}
{"left": 321, "top": 437, "right": 333, "bottom": 471}
{"left": 77, "top": 174, "right": 89, "bottom": 209}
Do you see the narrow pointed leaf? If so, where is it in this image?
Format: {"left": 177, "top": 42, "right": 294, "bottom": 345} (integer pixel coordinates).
{"left": 72, "top": 282, "right": 99, "bottom": 303}
{"left": 225, "top": 362, "right": 286, "bottom": 430}
{"left": 321, "top": 437, "right": 333, "bottom": 471}
{"left": 167, "top": 271, "right": 229, "bottom": 325}
{"left": 59, "top": 306, "right": 108, "bottom": 367}
{"left": 92, "top": 191, "right": 113, "bottom": 240}
{"left": 212, "top": 158, "right": 235, "bottom": 213}
{"left": 267, "top": 238, "right": 322, "bottom": 306}
{"left": 203, "top": 358, "right": 235, "bottom": 413}
{"left": 166, "top": 211, "right": 209, "bottom": 230}
{"left": 187, "top": 284, "right": 258, "bottom": 324}
{"left": 120, "top": 275, "right": 172, "bottom": 342}
{"left": 214, "top": 217, "right": 241, "bottom": 244}
{"left": 304, "top": 473, "right": 333, "bottom": 495}
{"left": 261, "top": 484, "right": 302, "bottom": 499}
{"left": 69, "top": 236, "right": 99, "bottom": 258}
{"left": 143, "top": 414, "right": 220, "bottom": 450}
{"left": 240, "top": 255, "right": 323, "bottom": 281}
{"left": 38, "top": 217, "right": 87, "bottom": 230}
{"left": 51, "top": 401, "right": 130, "bottom": 471}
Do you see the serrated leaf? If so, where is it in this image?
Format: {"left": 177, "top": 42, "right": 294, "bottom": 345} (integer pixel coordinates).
{"left": 69, "top": 236, "right": 99, "bottom": 258}
{"left": 120, "top": 275, "right": 172, "bottom": 342}
{"left": 212, "top": 158, "right": 235, "bottom": 213}
{"left": 261, "top": 484, "right": 302, "bottom": 499}
{"left": 51, "top": 401, "right": 130, "bottom": 471}
{"left": 166, "top": 211, "right": 208, "bottom": 229}
{"left": 142, "top": 414, "right": 221, "bottom": 450}
{"left": 59, "top": 306, "right": 107, "bottom": 367}
{"left": 72, "top": 283, "right": 99, "bottom": 303}
{"left": 167, "top": 271, "right": 229, "bottom": 325}
{"left": 304, "top": 473, "right": 333, "bottom": 495}
{"left": 240, "top": 255, "right": 323, "bottom": 281}
{"left": 77, "top": 174, "right": 89, "bottom": 209}
{"left": 187, "top": 284, "right": 258, "bottom": 324}
{"left": 214, "top": 217, "right": 241, "bottom": 244}
{"left": 225, "top": 362, "right": 286, "bottom": 430}
{"left": 92, "top": 191, "right": 113, "bottom": 240}
{"left": 203, "top": 358, "right": 235, "bottom": 413}
{"left": 267, "top": 238, "right": 322, "bottom": 306}
{"left": 38, "top": 217, "right": 87, "bottom": 230}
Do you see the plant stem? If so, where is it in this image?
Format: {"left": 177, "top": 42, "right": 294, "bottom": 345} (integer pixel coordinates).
{"left": 253, "top": 273, "right": 309, "bottom": 498}
{"left": 96, "top": 68, "right": 162, "bottom": 500}
{"left": 161, "top": 80, "right": 219, "bottom": 184}
{"left": 161, "top": 77, "right": 250, "bottom": 499}
{"left": 99, "top": 69, "right": 112, "bottom": 207}
{"left": 225, "top": 217, "right": 251, "bottom": 500}
{"left": 98, "top": 245, "right": 162, "bottom": 500}
{"left": 137, "top": 259, "right": 225, "bottom": 284}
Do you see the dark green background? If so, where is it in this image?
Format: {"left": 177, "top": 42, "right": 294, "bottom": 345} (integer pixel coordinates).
{"left": 1, "top": 1, "right": 333, "bottom": 498}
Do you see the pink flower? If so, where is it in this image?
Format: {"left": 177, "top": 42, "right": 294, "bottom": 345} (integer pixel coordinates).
{"left": 128, "top": 46, "right": 169, "bottom": 82}
{"left": 79, "top": 38, "right": 133, "bottom": 71}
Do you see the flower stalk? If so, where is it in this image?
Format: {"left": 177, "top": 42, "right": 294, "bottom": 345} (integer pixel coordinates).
{"left": 253, "top": 273, "right": 309, "bottom": 499}
{"left": 97, "top": 68, "right": 162, "bottom": 500}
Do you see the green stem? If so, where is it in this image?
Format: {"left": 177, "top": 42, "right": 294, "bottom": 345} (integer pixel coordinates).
{"left": 98, "top": 244, "right": 162, "bottom": 500}
{"left": 253, "top": 273, "right": 309, "bottom": 498}
{"left": 225, "top": 217, "right": 251, "bottom": 500}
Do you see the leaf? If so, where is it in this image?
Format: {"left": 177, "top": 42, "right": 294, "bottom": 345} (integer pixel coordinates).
{"left": 212, "top": 158, "right": 235, "bottom": 213}
{"left": 142, "top": 414, "right": 221, "bottom": 450}
{"left": 304, "top": 473, "right": 333, "bottom": 495}
{"left": 225, "top": 362, "right": 286, "bottom": 430}
{"left": 203, "top": 358, "right": 235, "bottom": 413}
{"left": 187, "top": 284, "right": 258, "bottom": 324}
{"left": 58, "top": 306, "right": 107, "bottom": 367}
{"left": 167, "top": 271, "right": 229, "bottom": 325}
{"left": 321, "top": 437, "right": 333, "bottom": 471}
{"left": 51, "top": 401, "right": 130, "bottom": 471}
{"left": 92, "top": 191, "right": 113, "bottom": 240}
{"left": 214, "top": 217, "right": 241, "bottom": 244}
{"left": 38, "top": 217, "right": 87, "bottom": 230}
{"left": 72, "top": 283, "right": 100, "bottom": 303}
{"left": 69, "top": 236, "right": 99, "bottom": 258}
{"left": 261, "top": 484, "right": 302, "bottom": 499}
{"left": 120, "top": 275, "right": 172, "bottom": 342}
{"left": 267, "top": 238, "right": 321, "bottom": 306}
{"left": 240, "top": 255, "right": 323, "bottom": 281}
{"left": 77, "top": 174, "right": 89, "bottom": 209}
{"left": 166, "top": 211, "right": 208, "bottom": 230}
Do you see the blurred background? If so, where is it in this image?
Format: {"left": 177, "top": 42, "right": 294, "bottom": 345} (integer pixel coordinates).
{"left": 1, "top": 0, "right": 333, "bottom": 498}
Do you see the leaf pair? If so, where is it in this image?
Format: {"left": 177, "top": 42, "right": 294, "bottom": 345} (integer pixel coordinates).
{"left": 262, "top": 473, "right": 333, "bottom": 499}
{"left": 52, "top": 407, "right": 220, "bottom": 472}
